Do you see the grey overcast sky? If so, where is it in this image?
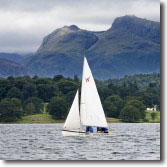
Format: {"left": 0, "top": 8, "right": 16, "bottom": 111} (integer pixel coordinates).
{"left": 0, "top": 0, "right": 160, "bottom": 53}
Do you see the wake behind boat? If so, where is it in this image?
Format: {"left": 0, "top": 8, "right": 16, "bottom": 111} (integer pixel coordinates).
{"left": 62, "top": 57, "right": 112, "bottom": 137}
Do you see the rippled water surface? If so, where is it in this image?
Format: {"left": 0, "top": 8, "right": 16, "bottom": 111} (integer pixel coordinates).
{"left": 0, "top": 123, "right": 160, "bottom": 160}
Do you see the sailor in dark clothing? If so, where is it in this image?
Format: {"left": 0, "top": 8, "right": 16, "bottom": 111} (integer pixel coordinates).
{"left": 86, "top": 126, "right": 93, "bottom": 133}
{"left": 102, "top": 127, "right": 109, "bottom": 133}
{"left": 97, "top": 127, "right": 102, "bottom": 132}
{"left": 97, "top": 127, "right": 109, "bottom": 133}
{"left": 86, "top": 126, "right": 90, "bottom": 132}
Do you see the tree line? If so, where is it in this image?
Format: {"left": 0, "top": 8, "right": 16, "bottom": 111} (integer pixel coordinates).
{"left": 0, "top": 73, "right": 160, "bottom": 123}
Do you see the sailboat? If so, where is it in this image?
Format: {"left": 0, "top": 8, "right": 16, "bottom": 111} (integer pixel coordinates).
{"left": 62, "top": 57, "right": 111, "bottom": 136}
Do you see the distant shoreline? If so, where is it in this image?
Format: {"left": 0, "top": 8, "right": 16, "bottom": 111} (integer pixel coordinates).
{"left": 0, "top": 111, "right": 160, "bottom": 124}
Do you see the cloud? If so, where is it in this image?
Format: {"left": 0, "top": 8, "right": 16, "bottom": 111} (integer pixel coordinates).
{"left": 0, "top": 0, "right": 160, "bottom": 53}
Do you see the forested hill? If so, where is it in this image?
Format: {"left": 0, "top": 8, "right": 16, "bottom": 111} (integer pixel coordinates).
{"left": 0, "top": 73, "right": 160, "bottom": 123}
{"left": 24, "top": 15, "right": 160, "bottom": 79}
{"left": 102, "top": 73, "right": 160, "bottom": 90}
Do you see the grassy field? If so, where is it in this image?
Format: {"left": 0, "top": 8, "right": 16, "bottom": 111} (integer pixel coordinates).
{"left": 107, "top": 117, "right": 122, "bottom": 123}
{"left": 16, "top": 114, "right": 64, "bottom": 124}
{"left": 145, "top": 110, "right": 160, "bottom": 123}
{"left": 15, "top": 110, "right": 160, "bottom": 124}
{"left": 16, "top": 113, "right": 122, "bottom": 124}
{"left": 107, "top": 110, "right": 160, "bottom": 123}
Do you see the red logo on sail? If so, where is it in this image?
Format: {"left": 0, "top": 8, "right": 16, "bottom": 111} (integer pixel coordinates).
{"left": 85, "top": 77, "right": 90, "bottom": 82}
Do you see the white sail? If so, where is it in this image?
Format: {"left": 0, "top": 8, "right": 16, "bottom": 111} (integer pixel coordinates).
{"left": 80, "top": 57, "right": 108, "bottom": 128}
{"left": 63, "top": 90, "right": 81, "bottom": 130}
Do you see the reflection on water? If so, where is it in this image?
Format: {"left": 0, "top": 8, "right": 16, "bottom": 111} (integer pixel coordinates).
{"left": 0, "top": 123, "right": 160, "bottom": 160}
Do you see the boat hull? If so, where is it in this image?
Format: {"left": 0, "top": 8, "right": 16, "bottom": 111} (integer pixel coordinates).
{"left": 79, "top": 132, "right": 116, "bottom": 137}
{"left": 61, "top": 130, "right": 86, "bottom": 136}
{"left": 62, "top": 130, "right": 116, "bottom": 137}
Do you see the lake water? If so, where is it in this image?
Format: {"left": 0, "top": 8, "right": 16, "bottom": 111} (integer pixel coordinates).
{"left": 0, "top": 123, "right": 160, "bottom": 160}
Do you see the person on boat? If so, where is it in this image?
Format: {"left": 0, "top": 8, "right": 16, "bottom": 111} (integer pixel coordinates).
{"left": 89, "top": 127, "right": 93, "bottom": 133}
{"left": 97, "top": 127, "right": 102, "bottom": 132}
{"left": 86, "top": 126, "right": 90, "bottom": 132}
{"left": 102, "top": 127, "right": 109, "bottom": 133}
{"left": 86, "top": 126, "right": 93, "bottom": 133}
{"left": 97, "top": 127, "right": 109, "bottom": 133}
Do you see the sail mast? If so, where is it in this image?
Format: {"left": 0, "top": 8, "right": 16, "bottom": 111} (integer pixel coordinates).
{"left": 80, "top": 57, "right": 108, "bottom": 128}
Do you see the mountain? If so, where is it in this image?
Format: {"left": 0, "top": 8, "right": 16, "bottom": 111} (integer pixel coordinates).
{"left": 24, "top": 15, "right": 160, "bottom": 79}
{"left": 0, "top": 58, "right": 28, "bottom": 77}
{"left": 0, "top": 53, "right": 23, "bottom": 63}
{"left": 0, "top": 52, "right": 34, "bottom": 63}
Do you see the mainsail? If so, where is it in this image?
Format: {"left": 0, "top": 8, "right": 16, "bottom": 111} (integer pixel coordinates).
{"left": 63, "top": 90, "right": 81, "bottom": 130}
{"left": 80, "top": 57, "right": 108, "bottom": 128}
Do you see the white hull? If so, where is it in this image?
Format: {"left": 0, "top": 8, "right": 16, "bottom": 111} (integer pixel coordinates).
{"left": 62, "top": 130, "right": 117, "bottom": 137}
{"left": 61, "top": 130, "right": 86, "bottom": 136}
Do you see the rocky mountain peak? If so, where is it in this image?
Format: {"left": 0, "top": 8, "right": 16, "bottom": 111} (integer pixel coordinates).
{"left": 111, "top": 15, "right": 159, "bottom": 30}
{"left": 27, "top": 16, "right": 160, "bottom": 79}
{"left": 108, "top": 15, "right": 160, "bottom": 43}
{"left": 68, "top": 25, "right": 80, "bottom": 30}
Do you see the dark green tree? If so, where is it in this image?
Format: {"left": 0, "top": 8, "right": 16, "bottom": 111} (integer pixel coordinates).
{"left": 15, "top": 79, "right": 28, "bottom": 91}
{"left": 108, "top": 83, "right": 119, "bottom": 94}
{"left": 7, "top": 87, "right": 22, "bottom": 99}
{"left": 53, "top": 75, "right": 64, "bottom": 82}
{"left": 0, "top": 87, "right": 6, "bottom": 100}
{"left": 74, "top": 75, "right": 79, "bottom": 82}
{"left": 57, "top": 80, "right": 78, "bottom": 94}
{"left": 37, "top": 84, "right": 58, "bottom": 102}
{"left": 48, "top": 97, "right": 68, "bottom": 119}
{"left": 119, "top": 99, "right": 146, "bottom": 122}
{"left": 0, "top": 98, "right": 23, "bottom": 122}
{"left": 98, "top": 87, "right": 113, "bottom": 103}
{"left": 119, "top": 105, "right": 141, "bottom": 122}
{"left": 7, "top": 76, "right": 16, "bottom": 87}
{"left": 65, "top": 91, "right": 76, "bottom": 105}
{"left": 34, "top": 78, "right": 49, "bottom": 85}
{"left": 104, "top": 101, "right": 117, "bottom": 117}
{"left": 24, "top": 103, "right": 36, "bottom": 115}
{"left": 24, "top": 97, "right": 43, "bottom": 114}
{"left": 104, "top": 95, "right": 124, "bottom": 118}
{"left": 151, "top": 112, "right": 157, "bottom": 122}
{"left": 0, "top": 79, "right": 12, "bottom": 98}
{"left": 22, "top": 83, "right": 38, "bottom": 99}
{"left": 126, "top": 99, "right": 146, "bottom": 119}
